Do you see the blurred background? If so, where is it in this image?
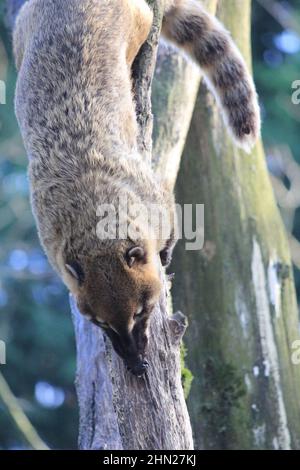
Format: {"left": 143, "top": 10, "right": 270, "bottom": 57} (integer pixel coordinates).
{"left": 0, "top": 0, "right": 300, "bottom": 449}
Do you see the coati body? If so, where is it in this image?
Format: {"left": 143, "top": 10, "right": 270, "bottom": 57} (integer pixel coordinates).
{"left": 13, "top": 0, "right": 260, "bottom": 375}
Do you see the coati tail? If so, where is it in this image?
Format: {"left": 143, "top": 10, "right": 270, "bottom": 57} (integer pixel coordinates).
{"left": 162, "top": 0, "right": 261, "bottom": 152}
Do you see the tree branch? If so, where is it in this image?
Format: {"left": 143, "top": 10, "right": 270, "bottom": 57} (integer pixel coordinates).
{"left": 0, "top": 372, "right": 49, "bottom": 450}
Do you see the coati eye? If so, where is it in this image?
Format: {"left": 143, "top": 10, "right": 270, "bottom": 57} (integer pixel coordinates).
{"left": 134, "top": 305, "right": 144, "bottom": 319}
{"left": 126, "top": 246, "right": 145, "bottom": 268}
{"left": 92, "top": 318, "right": 109, "bottom": 329}
{"left": 65, "top": 261, "right": 85, "bottom": 285}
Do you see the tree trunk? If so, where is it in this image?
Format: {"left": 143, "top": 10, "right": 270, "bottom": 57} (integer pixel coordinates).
{"left": 71, "top": 293, "right": 192, "bottom": 450}
{"left": 172, "top": 0, "right": 300, "bottom": 450}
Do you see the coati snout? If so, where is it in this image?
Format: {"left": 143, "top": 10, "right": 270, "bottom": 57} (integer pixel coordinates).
{"left": 64, "top": 243, "right": 162, "bottom": 376}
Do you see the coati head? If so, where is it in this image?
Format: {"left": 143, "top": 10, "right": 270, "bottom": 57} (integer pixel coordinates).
{"left": 31, "top": 174, "right": 171, "bottom": 377}
{"left": 61, "top": 240, "right": 162, "bottom": 376}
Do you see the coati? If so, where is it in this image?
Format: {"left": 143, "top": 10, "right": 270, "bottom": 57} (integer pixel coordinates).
{"left": 13, "top": 0, "right": 260, "bottom": 376}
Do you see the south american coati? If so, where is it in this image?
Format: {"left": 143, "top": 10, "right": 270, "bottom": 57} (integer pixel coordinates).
{"left": 13, "top": 0, "right": 260, "bottom": 376}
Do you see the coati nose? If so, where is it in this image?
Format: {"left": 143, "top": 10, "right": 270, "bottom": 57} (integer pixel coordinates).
{"left": 127, "top": 359, "right": 149, "bottom": 377}
{"left": 99, "top": 327, "right": 148, "bottom": 376}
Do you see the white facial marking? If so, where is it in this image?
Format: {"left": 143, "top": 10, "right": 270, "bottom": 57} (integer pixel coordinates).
{"left": 65, "top": 263, "right": 79, "bottom": 281}
{"left": 136, "top": 305, "right": 143, "bottom": 316}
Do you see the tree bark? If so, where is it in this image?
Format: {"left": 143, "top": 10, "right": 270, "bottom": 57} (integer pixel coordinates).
{"left": 172, "top": 0, "right": 300, "bottom": 450}
{"left": 71, "top": 293, "right": 192, "bottom": 450}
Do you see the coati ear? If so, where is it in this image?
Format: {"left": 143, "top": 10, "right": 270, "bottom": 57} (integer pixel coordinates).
{"left": 126, "top": 246, "right": 146, "bottom": 268}
{"left": 65, "top": 261, "right": 85, "bottom": 285}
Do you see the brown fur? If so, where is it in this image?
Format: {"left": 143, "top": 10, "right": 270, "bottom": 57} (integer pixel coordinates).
{"left": 13, "top": 0, "right": 260, "bottom": 374}
{"left": 163, "top": 0, "right": 261, "bottom": 151}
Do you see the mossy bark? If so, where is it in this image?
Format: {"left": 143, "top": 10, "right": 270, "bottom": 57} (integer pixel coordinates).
{"left": 172, "top": 0, "right": 300, "bottom": 450}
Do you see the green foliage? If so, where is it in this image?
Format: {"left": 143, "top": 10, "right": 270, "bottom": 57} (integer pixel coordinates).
{"left": 180, "top": 343, "right": 193, "bottom": 400}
